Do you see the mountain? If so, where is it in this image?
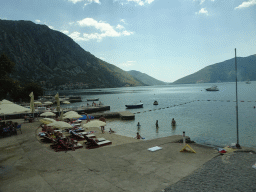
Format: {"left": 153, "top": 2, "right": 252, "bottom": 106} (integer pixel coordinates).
{"left": 0, "top": 19, "right": 145, "bottom": 89}
{"left": 173, "top": 55, "right": 256, "bottom": 84}
{"left": 127, "top": 70, "right": 166, "bottom": 86}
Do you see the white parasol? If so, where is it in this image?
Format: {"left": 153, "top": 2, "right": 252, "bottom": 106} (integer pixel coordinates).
{"left": 40, "top": 111, "right": 56, "bottom": 117}
{"left": 47, "top": 121, "right": 73, "bottom": 129}
{"left": 82, "top": 120, "right": 106, "bottom": 128}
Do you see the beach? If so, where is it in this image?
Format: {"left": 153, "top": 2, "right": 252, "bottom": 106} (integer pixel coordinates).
{"left": 1, "top": 118, "right": 255, "bottom": 192}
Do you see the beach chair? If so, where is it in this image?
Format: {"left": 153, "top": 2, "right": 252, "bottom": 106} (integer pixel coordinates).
{"left": 86, "top": 138, "right": 112, "bottom": 149}
{"left": 53, "top": 139, "right": 83, "bottom": 152}
{"left": 2, "top": 127, "right": 11, "bottom": 137}
{"left": 41, "top": 135, "right": 57, "bottom": 143}
{"left": 70, "top": 130, "right": 95, "bottom": 141}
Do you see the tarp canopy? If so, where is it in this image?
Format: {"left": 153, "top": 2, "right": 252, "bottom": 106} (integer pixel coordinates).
{"left": 0, "top": 99, "right": 30, "bottom": 115}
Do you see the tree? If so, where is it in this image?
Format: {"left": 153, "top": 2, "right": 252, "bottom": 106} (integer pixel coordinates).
{"left": 0, "top": 53, "right": 16, "bottom": 100}
{"left": 0, "top": 53, "right": 15, "bottom": 77}
{"left": 22, "top": 82, "right": 43, "bottom": 101}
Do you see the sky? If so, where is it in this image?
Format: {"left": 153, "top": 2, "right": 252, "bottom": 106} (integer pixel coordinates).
{"left": 1, "top": 0, "right": 256, "bottom": 82}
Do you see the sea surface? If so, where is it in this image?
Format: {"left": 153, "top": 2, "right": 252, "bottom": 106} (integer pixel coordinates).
{"left": 53, "top": 82, "right": 256, "bottom": 148}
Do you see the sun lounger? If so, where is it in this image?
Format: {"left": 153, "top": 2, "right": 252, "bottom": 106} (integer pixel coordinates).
{"left": 52, "top": 139, "right": 83, "bottom": 152}
{"left": 70, "top": 130, "right": 95, "bottom": 140}
{"left": 86, "top": 138, "right": 112, "bottom": 149}
{"left": 41, "top": 135, "right": 57, "bottom": 143}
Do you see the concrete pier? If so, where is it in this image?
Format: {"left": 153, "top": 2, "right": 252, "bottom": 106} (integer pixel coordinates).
{"left": 119, "top": 111, "right": 135, "bottom": 120}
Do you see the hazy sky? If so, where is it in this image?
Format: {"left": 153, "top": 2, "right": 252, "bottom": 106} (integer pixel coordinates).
{"left": 1, "top": 0, "right": 256, "bottom": 82}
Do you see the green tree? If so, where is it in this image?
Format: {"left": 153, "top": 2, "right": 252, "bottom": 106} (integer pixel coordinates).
{"left": 22, "top": 82, "right": 43, "bottom": 101}
{"left": 0, "top": 53, "right": 16, "bottom": 100}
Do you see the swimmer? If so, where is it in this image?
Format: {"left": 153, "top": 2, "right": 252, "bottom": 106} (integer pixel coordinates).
{"left": 171, "top": 118, "right": 176, "bottom": 126}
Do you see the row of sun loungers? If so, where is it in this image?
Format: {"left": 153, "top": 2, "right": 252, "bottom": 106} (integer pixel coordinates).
{"left": 40, "top": 129, "right": 112, "bottom": 151}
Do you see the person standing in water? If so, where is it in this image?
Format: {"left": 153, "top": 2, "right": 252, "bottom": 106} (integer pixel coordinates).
{"left": 155, "top": 120, "right": 158, "bottom": 128}
{"left": 171, "top": 118, "right": 176, "bottom": 126}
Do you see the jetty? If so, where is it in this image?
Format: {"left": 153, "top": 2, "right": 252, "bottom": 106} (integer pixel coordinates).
{"left": 119, "top": 111, "right": 135, "bottom": 120}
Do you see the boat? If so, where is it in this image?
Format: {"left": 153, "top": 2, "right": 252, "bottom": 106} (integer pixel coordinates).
{"left": 205, "top": 85, "right": 219, "bottom": 91}
{"left": 87, "top": 98, "right": 99, "bottom": 101}
{"left": 125, "top": 103, "right": 143, "bottom": 109}
{"left": 246, "top": 80, "right": 251, "bottom": 84}
{"left": 68, "top": 96, "right": 82, "bottom": 103}
{"left": 153, "top": 101, "right": 158, "bottom": 105}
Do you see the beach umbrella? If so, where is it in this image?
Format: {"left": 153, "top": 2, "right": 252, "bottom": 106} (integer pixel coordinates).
{"left": 29, "top": 92, "right": 35, "bottom": 117}
{"left": 55, "top": 92, "right": 60, "bottom": 114}
{"left": 40, "top": 118, "right": 56, "bottom": 124}
{"left": 83, "top": 120, "right": 106, "bottom": 128}
{"left": 40, "top": 111, "right": 55, "bottom": 117}
{"left": 0, "top": 100, "right": 31, "bottom": 122}
{"left": 44, "top": 101, "right": 53, "bottom": 105}
{"left": 63, "top": 111, "right": 78, "bottom": 116}
{"left": 63, "top": 101, "right": 70, "bottom": 104}
{"left": 34, "top": 101, "right": 42, "bottom": 105}
{"left": 63, "top": 113, "right": 83, "bottom": 119}
{"left": 0, "top": 99, "right": 31, "bottom": 115}
{"left": 47, "top": 121, "right": 73, "bottom": 129}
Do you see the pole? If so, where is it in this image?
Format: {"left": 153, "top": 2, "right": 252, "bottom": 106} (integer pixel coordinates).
{"left": 235, "top": 48, "right": 241, "bottom": 149}
{"left": 183, "top": 131, "right": 186, "bottom": 146}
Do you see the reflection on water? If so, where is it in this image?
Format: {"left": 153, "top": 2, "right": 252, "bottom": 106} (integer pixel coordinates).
{"left": 171, "top": 125, "right": 176, "bottom": 134}
{"left": 49, "top": 83, "right": 256, "bottom": 148}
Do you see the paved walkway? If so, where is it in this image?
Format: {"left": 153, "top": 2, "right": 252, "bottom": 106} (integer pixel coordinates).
{"left": 1, "top": 120, "right": 219, "bottom": 192}
{"left": 164, "top": 151, "right": 256, "bottom": 192}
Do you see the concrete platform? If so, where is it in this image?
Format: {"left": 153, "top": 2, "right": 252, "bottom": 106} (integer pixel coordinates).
{"left": 119, "top": 111, "right": 135, "bottom": 120}
{"left": 0, "top": 121, "right": 219, "bottom": 192}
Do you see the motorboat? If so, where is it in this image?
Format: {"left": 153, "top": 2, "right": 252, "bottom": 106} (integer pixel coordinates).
{"left": 153, "top": 101, "right": 158, "bottom": 105}
{"left": 125, "top": 103, "right": 143, "bottom": 109}
{"left": 87, "top": 98, "right": 99, "bottom": 101}
{"left": 206, "top": 85, "right": 219, "bottom": 91}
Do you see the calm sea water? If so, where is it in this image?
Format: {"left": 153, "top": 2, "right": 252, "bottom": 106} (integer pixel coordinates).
{"left": 55, "top": 82, "right": 256, "bottom": 148}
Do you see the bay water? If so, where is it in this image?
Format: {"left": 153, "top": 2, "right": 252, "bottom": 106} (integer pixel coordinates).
{"left": 56, "top": 82, "right": 256, "bottom": 148}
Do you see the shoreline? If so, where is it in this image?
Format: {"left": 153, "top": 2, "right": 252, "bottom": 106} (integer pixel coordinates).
{"left": 1, "top": 118, "right": 255, "bottom": 192}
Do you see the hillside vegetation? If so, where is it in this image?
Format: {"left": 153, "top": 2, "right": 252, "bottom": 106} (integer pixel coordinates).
{"left": 0, "top": 19, "right": 144, "bottom": 88}
{"left": 173, "top": 55, "right": 256, "bottom": 84}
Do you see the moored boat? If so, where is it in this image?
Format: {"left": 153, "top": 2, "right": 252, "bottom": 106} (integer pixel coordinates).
{"left": 125, "top": 103, "right": 143, "bottom": 109}
{"left": 246, "top": 80, "right": 251, "bottom": 84}
{"left": 153, "top": 101, "right": 158, "bottom": 105}
{"left": 206, "top": 85, "right": 219, "bottom": 91}
{"left": 87, "top": 98, "right": 99, "bottom": 101}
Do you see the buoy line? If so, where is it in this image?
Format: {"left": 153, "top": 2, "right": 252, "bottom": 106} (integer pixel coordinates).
{"left": 133, "top": 100, "right": 194, "bottom": 114}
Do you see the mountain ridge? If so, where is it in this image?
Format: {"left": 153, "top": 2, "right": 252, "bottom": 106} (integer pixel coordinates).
{"left": 0, "top": 19, "right": 145, "bottom": 89}
{"left": 173, "top": 54, "right": 256, "bottom": 84}
{"left": 127, "top": 70, "right": 166, "bottom": 86}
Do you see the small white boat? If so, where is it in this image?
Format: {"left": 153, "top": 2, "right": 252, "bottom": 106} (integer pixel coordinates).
{"left": 206, "top": 85, "right": 219, "bottom": 91}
